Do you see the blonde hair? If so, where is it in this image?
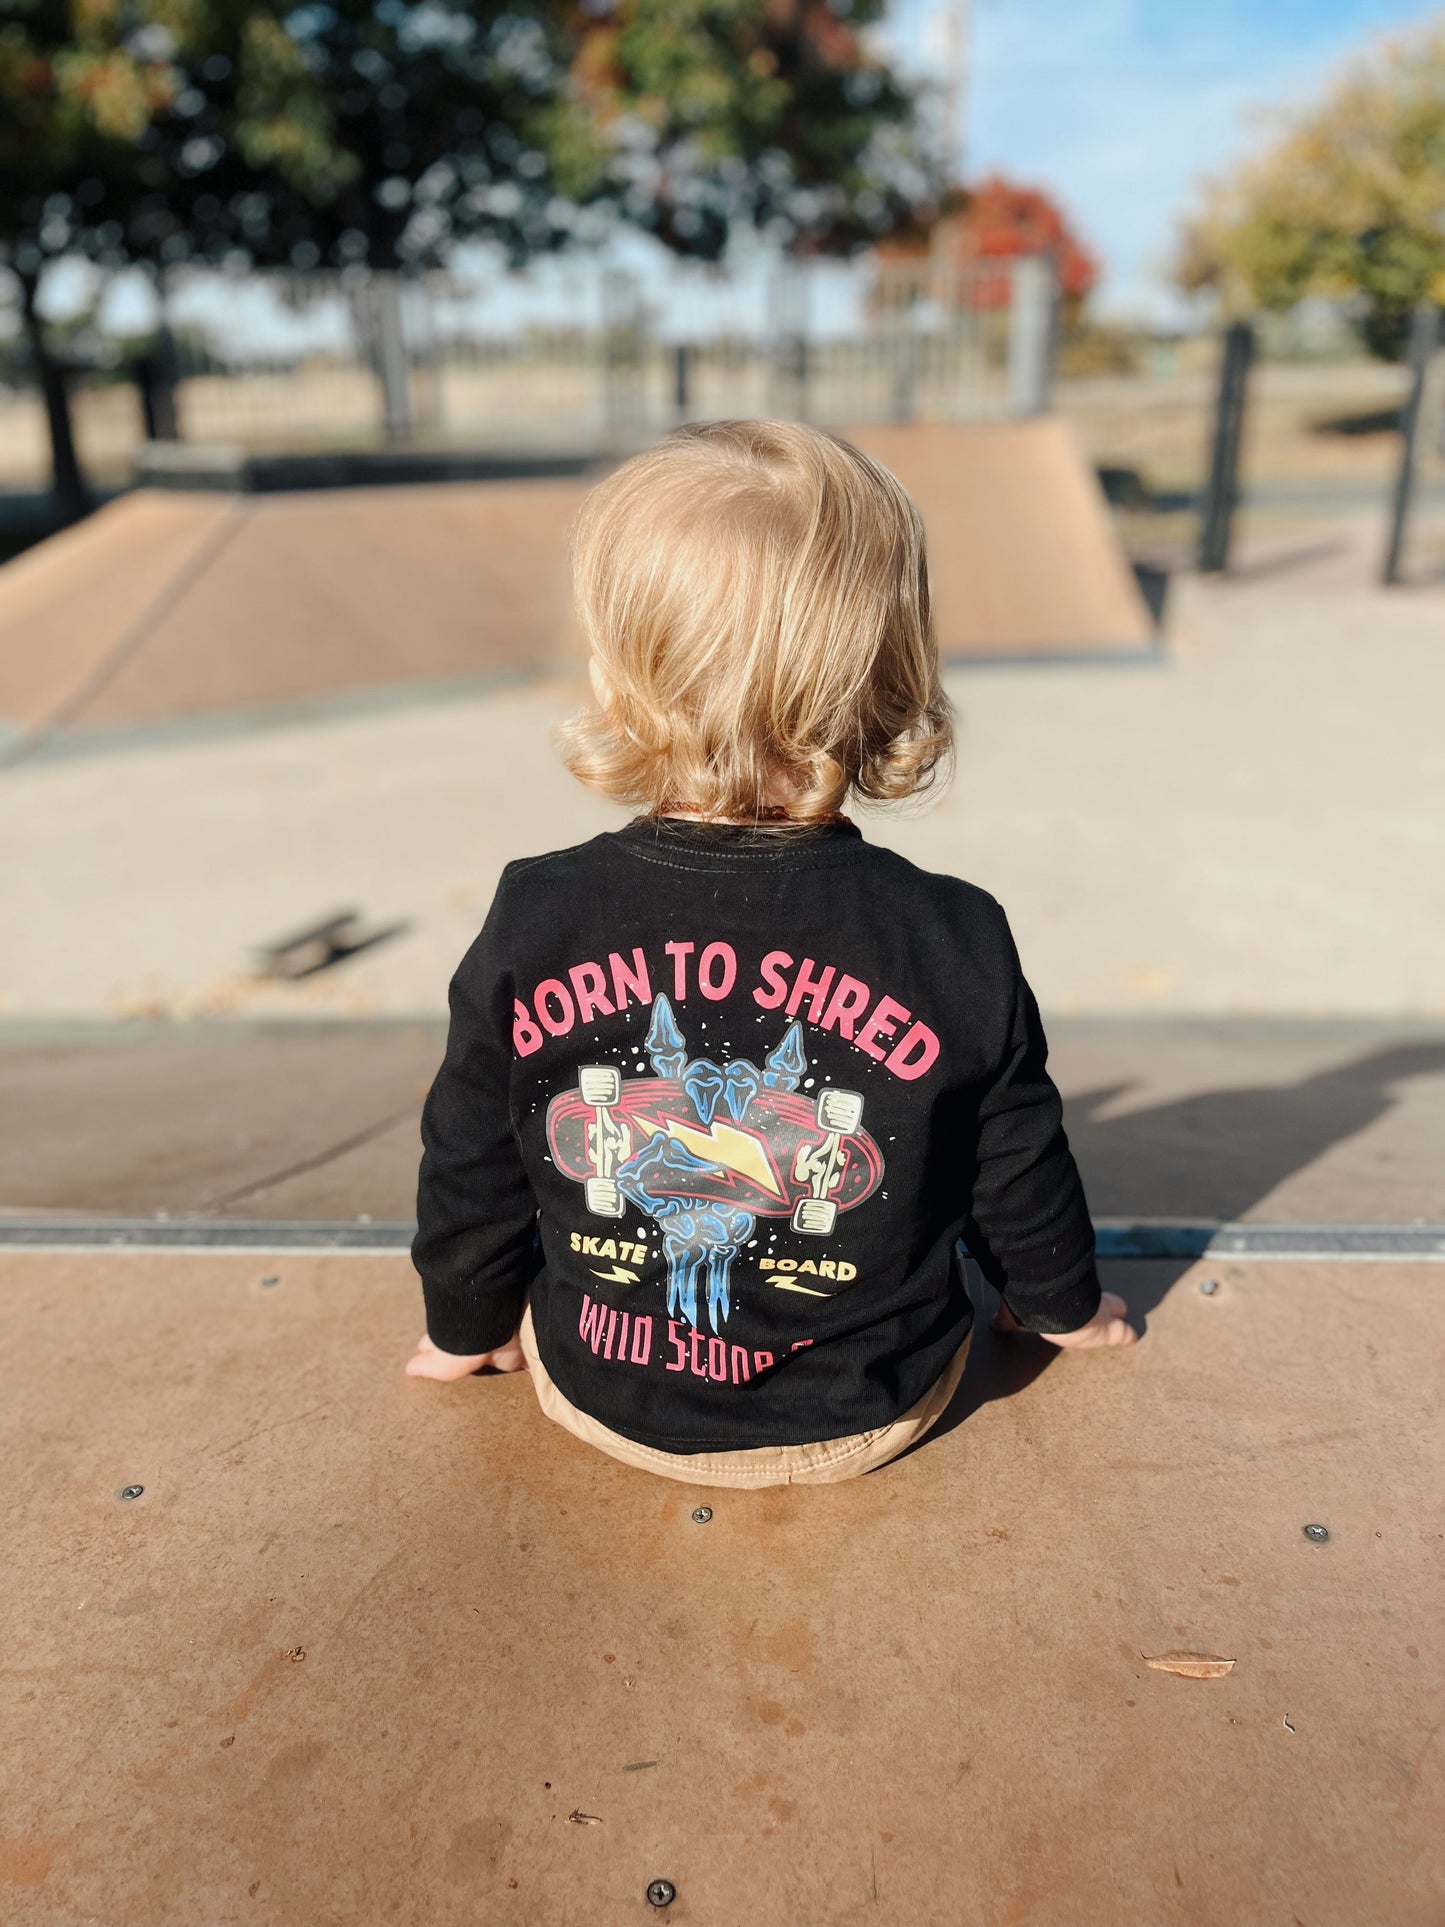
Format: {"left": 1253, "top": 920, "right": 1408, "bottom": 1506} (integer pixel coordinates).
{"left": 559, "top": 420, "right": 952, "bottom": 822}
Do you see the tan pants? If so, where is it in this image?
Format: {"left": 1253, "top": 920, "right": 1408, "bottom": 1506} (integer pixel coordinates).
{"left": 518, "top": 1305, "right": 970, "bottom": 1489}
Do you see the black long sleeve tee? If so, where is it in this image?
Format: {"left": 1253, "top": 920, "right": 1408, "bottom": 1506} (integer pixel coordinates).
{"left": 414, "top": 816, "right": 1100, "bottom": 1452}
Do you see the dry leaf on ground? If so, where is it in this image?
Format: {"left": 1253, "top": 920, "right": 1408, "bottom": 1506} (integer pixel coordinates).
{"left": 1142, "top": 1651, "right": 1236, "bottom": 1679}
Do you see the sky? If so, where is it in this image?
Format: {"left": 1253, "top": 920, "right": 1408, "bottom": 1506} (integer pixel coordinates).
{"left": 886, "top": 0, "right": 1444, "bottom": 317}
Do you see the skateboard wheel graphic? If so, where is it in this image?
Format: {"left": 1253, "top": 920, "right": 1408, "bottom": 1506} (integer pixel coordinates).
{"left": 815, "top": 1088, "right": 863, "bottom": 1134}
{"left": 792, "top": 1197, "right": 838, "bottom": 1235}
{"left": 585, "top": 1177, "right": 625, "bottom": 1217}
{"left": 579, "top": 1065, "right": 622, "bottom": 1107}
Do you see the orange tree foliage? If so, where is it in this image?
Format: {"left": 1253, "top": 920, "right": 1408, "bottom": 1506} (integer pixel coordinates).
{"left": 883, "top": 172, "right": 1097, "bottom": 314}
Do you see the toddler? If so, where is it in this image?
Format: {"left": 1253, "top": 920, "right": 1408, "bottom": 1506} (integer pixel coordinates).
{"left": 407, "top": 420, "right": 1134, "bottom": 1487}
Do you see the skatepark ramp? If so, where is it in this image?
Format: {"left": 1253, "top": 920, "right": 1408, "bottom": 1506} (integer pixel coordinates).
{"left": 0, "top": 422, "right": 1152, "bottom": 755}
{"left": 851, "top": 420, "right": 1155, "bottom": 659}
{"left": 0, "top": 481, "right": 585, "bottom": 753}
{"left": 1, "top": 1223, "right": 1440, "bottom": 1924}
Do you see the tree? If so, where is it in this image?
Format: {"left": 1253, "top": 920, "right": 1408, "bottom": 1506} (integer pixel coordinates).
{"left": 0, "top": 0, "right": 351, "bottom": 518}
{"left": 1, "top": 0, "right": 160, "bottom": 519}
{"left": 1176, "top": 15, "right": 1445, "bottom": 359}
{"left": 562, "top": 0, "right": 942, "bottom": 261}
{"left": 186, "top": 0, "right": 938, "bottom": 272}
{"left": 205, "top": 1, "right": 579, "bottom": 272}
{"left": 883, "top": 172, "right": 1097, "bottom": 318}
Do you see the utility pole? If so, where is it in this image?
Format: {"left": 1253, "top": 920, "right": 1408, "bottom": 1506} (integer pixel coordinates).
{"left": 940, "top": 0, "right": 973, "bottom": 182}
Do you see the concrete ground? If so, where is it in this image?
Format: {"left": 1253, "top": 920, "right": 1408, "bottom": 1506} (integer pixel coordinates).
{"left": 4, "top": 507, "right": 1442, "bottom": 1232}
{"left": 3, "top": 1246, "right": 1441, "bottom": 1926}
{"left": 3, "top": 514, "right": 1442, "bottom": 1025}
{"left": 3, "top": 1015, "right": 1443, "bottom": 1226}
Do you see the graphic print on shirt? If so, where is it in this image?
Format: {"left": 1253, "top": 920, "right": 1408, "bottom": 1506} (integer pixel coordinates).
{"left": 545, "top": 994, "right": 884, "bottom": 1333}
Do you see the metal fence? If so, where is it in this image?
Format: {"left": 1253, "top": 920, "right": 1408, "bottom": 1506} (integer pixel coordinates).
{"left": 0, "top": 252, "right": 1055, "bottom": 491}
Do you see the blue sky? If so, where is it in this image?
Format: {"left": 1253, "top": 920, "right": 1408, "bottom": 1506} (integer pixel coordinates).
{"left": 887, "top": 0, "right": 1443, "bottom": 317}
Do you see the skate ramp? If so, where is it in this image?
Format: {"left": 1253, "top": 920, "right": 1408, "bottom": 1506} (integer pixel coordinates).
{"left": 851, "top": 419, "right": 1156, "bottom": 658}
{"left": 1, "top": 1242, "right": 1439, "bottom": 1924}
{"left": 0, "top": 480, "right": 586, "bottom": 747}
{"left": 0, "top": 422, "right": 1152, "bottom": 750}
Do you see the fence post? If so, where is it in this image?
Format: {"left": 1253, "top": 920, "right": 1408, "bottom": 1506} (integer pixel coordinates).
{"left": 673, "top": 343, "right": 693, "bottom": 421}
{"left": 767, "top": 261, "right": 811, "bottom": 423}
{"left": 602, "top": 270, "right": 648, "bottom": 452}
{"left": 366, "top": 272, "right": 413, "bottom": 442}
{"left": 891, "top": 332, "right": 917, "bottom": 424}
{"left": 1198, "top": 318, "right": 1255, "bottom": 574}
{"left": 1006, "top": 254, "right": 1057, "bottom": 417}
{"left": 1381, "top": 302, "right": 1442, "bottom": 587}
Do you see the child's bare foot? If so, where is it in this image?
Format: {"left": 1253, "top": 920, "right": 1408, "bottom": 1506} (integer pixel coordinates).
{"left": 405, "top": 1332, "right": 528, "bottom": 1379}
{"left": 992, "top": 1290, "right": 1138, "bottom": 1349}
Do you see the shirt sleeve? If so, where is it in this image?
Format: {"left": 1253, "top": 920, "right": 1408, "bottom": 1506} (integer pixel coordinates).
{"left": 413, "top": 892, "right": 539, "bottom": 1355}
{"left": 963, "top": 927, "right": 1102, "bottom": 1335}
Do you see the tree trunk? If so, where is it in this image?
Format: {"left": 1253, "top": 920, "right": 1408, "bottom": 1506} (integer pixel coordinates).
{"left": 19, "top": 272, "right": 91, "bottom": 527}
{"left": 142, "top": 264, "right": 182, "bottom": 442}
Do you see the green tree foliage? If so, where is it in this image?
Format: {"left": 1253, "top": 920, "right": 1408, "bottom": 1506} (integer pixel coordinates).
{"left": 565, "top": 0, "right": 937, "bottom": 260}
{"left": 1176, "top": 16, "right": 1445, "bottom": 359}
{"left": 1, "top": 5, "right": 336, "bottom": 276}
{"left": 3, "top": 0, "right": 934, "bottom": 279}
{"left": 217, "top": 1, "right": 583, "bottom": 271}
{"left": 0, "top": 0, "right": 351, "bottom": 513}
{"left": 0, "top": 2, "right": 577, "bottom": 283}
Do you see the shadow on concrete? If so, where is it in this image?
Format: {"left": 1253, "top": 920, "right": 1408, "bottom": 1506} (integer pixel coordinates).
{"left": 912, "top": 1038, "right": 1445, "bottom": 1456}
{"left": 1129, "top": 560, "right": 1170, "bottom": 626}
{"left": 1221, "top": 536, "right": 1354, "bottom": 584}
{"left": 136, "top": 447, "right": 603, "bottom": 493}
{"left": 1310, "top": 405, "right": 1402, "bottom": 438}
{"left": 1064, "top": 1040, "right": 1445, "bottom": 1229}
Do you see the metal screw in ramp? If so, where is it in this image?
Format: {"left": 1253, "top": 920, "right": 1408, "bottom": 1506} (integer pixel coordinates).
{"left": 646, "top": 1879, "right": 677, "bottom": 1908}
{"left": 1199, "top": 1278, "right": 1220, "bottom": 1296}
{"left": 260, "top": 1274, "right": 280, "bottom": 1289}
{"left": 119, "top": 1485, "right": 144, "bottom": 1502}
{"left": 691, "top": 1506, "right": 712, "bottom": 1525}
{"left": 1303, "top": 1523, "right": 1330, "bottom": 1543}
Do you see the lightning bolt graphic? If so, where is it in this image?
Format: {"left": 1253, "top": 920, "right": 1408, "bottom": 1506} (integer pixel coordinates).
{"left": 635, "top": 1114, "right": 784, "bottom": 1198}
{"left": 591, "top": 1265, "right": 641, "bottom": 1285}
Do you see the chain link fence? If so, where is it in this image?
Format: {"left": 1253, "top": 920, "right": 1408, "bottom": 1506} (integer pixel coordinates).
{"left": 0, "top": 253, "right": 1054, "bottom": 493}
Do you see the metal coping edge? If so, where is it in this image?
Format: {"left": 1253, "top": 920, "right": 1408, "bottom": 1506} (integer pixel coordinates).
{"left": 0, "top": 1219, "right": 1443, "bottom": 1259}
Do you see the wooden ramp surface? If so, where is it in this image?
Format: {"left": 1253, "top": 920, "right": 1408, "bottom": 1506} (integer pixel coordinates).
{"left": 2, "top": 1249, "right": 1440, "bottom": 1925}
{"left": 0, "top": 481, "right": 585, "bottom": 740}
{"left": 851, "top": 419, "right": 1154, "bottom": 658}
{"left": 0, "top": 424, "right": 1150, "bottom": 745}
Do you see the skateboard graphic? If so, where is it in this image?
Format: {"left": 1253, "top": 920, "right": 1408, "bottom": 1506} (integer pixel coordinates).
{"left": 546, "top": 995, "right": 883, "bottom": 1333}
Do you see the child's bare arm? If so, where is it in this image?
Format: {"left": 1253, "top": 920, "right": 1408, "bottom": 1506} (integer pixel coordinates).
{"left": 992, "top": 1290, "right": 1137, "bottom": 1349}
{"left": 405, "top": 1332, "right": 527, "bottom": 1379}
